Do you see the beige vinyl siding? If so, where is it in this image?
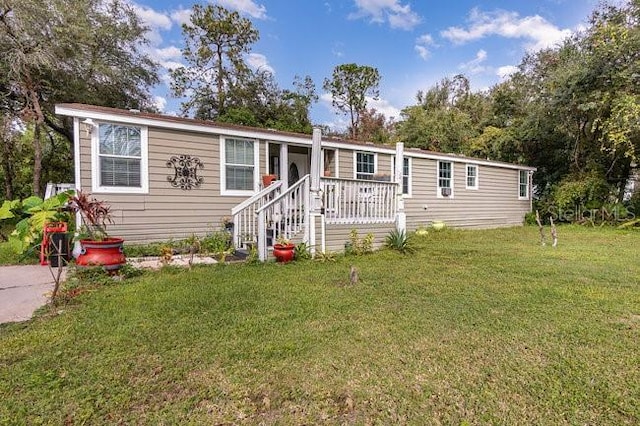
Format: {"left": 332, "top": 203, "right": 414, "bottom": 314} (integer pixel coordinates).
{"left": 323, "top": 223, "right": 395, "bottom": 253}
{"left": 404, "top": 158, "right": 530, "bottom": 229}
{"left": 79, "top": 125, "right": 264, "bottom": 243}
{"left": 337, "top": 149, "right": 353, "bottom": 179}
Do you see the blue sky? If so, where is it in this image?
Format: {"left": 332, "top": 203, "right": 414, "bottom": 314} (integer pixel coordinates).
{"left": 132, "top": 0, "right": 603, "bottom": 129}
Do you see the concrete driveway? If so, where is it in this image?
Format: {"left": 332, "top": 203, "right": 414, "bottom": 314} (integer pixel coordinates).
{"left": 0, "top": 265, "right": 65, "bottom": 324}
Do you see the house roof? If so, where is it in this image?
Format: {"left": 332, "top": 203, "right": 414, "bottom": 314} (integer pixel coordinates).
{"left": 55, "top": 103, "right": 536, "bottom": 171}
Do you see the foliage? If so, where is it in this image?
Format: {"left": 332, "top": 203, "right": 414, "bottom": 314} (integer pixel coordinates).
{"left": 323, "top": 63, "right": 380, "bottom": 140}
{"left": 0, "top": 0, "right": 159, "bottom": 196}
{"left": 346, "top": 229, "right": 374, "bottom": 255}
{"left": 1, "top": 227, "right": 639, "bottom": 424}
{"left": 313, "top": 250, "right": 336, "bottom": 262}
{"left": 551, "top": 173, "right": 612, "bottom": 211}
{"left": 294, "top": 242, "right": 311, "bottom": 261}
{"left": 0, "top": 191, "right": 72, "bottom": 253}
{"left": 384, "top": 229, "right": 415, "bottom": 254}
{"left": 170, "top": 4, "right": 258, "bottom": 120}
{"left": 67, "top": 191, "right": 113, "bottom": 241}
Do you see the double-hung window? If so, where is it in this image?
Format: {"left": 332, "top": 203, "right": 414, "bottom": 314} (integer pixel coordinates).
{"left": 355, "top": 152, "right": 376, "bottom": 180}
{"left": 222, "top": 138, "right": 257, "bottom": 194}
{"left": 519, "top": 170, "right": 529, "bottom": 199}
{"left": 438, "top": 161, "right": 453, "bottom": 197}
{"left": 466, "top": 164, "right": 478, "bottom": 190}
{"left": 93, "top": 123, "right": 148, "bottom": 193}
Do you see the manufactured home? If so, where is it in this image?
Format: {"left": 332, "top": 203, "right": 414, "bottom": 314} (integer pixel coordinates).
{"left": 55, "top": 104, "right": 535, "bottom": 260}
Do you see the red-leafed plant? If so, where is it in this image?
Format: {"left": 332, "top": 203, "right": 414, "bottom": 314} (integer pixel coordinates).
{"left": 67, "top": 191, "right": 113, "bottom": 241}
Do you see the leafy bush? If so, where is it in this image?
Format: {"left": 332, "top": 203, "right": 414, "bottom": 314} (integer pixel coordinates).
{"left": 346, "top": 229, "right": 375, "bottom": 255}
{"left": 551, "top": 173, "right": 611, "bottom": 211}
{"left": 294, "top": 242, "right": 311, "bottom": 260}
{"left": 0, "top": 191, "right": 73, "bottom": 254}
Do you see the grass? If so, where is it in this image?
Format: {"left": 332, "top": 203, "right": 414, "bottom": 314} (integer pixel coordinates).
{"left": 0, "top": 241, "right": 38, "bottom": 266}
{"left": 1, "top": 226, "right": 639, "bottom": 424}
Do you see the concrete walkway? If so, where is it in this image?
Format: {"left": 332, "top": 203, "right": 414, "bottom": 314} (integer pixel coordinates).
{"left": 0, "top": 265, "right": 65, "bottom": 324}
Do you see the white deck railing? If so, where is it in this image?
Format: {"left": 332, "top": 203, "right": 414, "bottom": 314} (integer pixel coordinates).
{"left": 255, "top": 175, "right": 310, "bottom": 261}
{"left": 321, "top": 177, "right": 397, "bottom": 224}
{"left": 231, "top": 180, "right": 284, "bottom": 249}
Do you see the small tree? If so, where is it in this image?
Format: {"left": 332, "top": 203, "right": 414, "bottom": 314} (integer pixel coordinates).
{"left": 323, "top": 63, "right": 380, "bottom": 140}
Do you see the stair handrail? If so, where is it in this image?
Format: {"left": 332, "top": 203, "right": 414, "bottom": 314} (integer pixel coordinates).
{"left": 231, "top": 180, "right": 283, "bottom": 248}
{"left": 256, "top": 175, "right": 310, "bottom": 261}
{"left": 231, "top": 180, "right": 283, "bottom": 215}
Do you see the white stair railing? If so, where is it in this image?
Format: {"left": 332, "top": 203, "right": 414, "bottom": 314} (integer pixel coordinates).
{"left": 231, "top": 181, "right": 284, "bottom": 249}
{"left": 255, "top": 175, "right": 310, "bottom": 261}
{"left": 321, "top": 177, "right": 397, "bottom": 224}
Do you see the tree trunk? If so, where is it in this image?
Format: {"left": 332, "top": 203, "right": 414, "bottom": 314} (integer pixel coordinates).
{"left": 32, "top": 123, "right": 42, "bottom": 197}
{"left": 0, "top": 123, "right": 15, "bottom": 200}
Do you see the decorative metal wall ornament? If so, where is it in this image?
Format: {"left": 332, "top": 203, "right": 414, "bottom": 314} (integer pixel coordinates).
{"left": 166, "top": 155, "right": 204, "bottom": 190}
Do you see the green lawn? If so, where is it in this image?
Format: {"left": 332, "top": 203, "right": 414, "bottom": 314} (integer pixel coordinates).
{"left": 1, "top": 226, "right": 638, "bottom": 424}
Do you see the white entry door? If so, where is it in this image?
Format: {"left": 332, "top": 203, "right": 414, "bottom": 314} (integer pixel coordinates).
{"left": 288, "top": 153, "right": 309, "bottom": 185}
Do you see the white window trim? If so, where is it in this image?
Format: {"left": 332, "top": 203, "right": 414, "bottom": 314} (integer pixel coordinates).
{"left": 353, "top": 151, "right": 377, "bottom": 180}
{"left": 437, "top": 160, "right": 454, "bottom": 199}
{"left": 321, "top": 148, "right": 339, "bottom": 177}
{"left": 518, "top": 170, "right": 530, "bottom": 200}
{"left": 392, "top": 156, "right": 412, "bottom": 198}
{"left": 220, "top": 136, "right": 260, "bottom": 196}
{"left": 466, "top": 164, "right": 479, "bottom": 190}
{"left": 91, "top": 122, "right": 149, "bottom": 194}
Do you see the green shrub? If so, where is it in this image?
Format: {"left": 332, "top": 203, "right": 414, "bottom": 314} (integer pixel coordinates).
{"left": 384, "top": 229, "right": 415, "bottom": 254}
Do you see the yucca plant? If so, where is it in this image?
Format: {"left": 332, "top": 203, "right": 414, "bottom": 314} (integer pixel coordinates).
{"left": 385, "top": 229, "right": 415, "bottom": 254}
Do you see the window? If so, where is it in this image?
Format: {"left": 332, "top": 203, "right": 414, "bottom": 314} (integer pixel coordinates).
{"left": 519, "top": 170, "right": 529, "bottom": 199}
{"left": 222, "top": 138, "right": 257, "bottom": 194}
{"left": 93, "top": 123, "right": 148, "bottom": 193}
{"left": 438, "top": 161, "right": 453, "bottom": 197}
{"left": 466, "top": 164, "right": 478, "bottom": 190}
{"left": 393, "top": 156, "right": 411, "bottom": 195}
{"left": 355, "top": 152, "right": 376, "bottom": 180}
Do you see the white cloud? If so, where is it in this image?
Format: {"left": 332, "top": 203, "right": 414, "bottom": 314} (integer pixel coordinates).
{"left": 366, "top": 97, "right": 400, "bottom": 120}
{"left": 170, "top": 8, "right": 192, "bottom": 26}
{"left": 414, "top": 34, "right": 435, "bottom": 60}
{"left": 349, "top": 0, "right": 421, "bottom": 30}
{"left": 459, "top": 49, "right": 488, "bottom": 74}
{"left": 441, "top": 8, "right": 572, "bottom": 51}
{"left": 133, "top": 5, "right": 172, "bottom": 30}
{"left": 497, "top": 65, "right": 519, "bottom": 79}
{"left": 320, "top": 93, "right": 400, "bottom": 122}
{"left": 214, "top": 0, "right": 267, "bottom": 19}
{"left": 246, "top": 53, "right": 274, "bottom": 74}
{"left": 159, "top": 60, "right": 185, "bottom": 71}
{"left": 154, "top": 46, "right": 182, "bottom": 61}
{"left": 153, "top": 95, "right": 167, "bottom": 112}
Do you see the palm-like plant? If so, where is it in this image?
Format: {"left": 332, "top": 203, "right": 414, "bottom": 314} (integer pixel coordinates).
{"left": 67, "top": 191, "right": 113, "bottom": 241}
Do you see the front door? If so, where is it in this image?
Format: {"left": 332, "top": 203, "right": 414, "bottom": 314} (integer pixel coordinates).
{"left": 288, "top": 153, "right": 309, "bottom": 185}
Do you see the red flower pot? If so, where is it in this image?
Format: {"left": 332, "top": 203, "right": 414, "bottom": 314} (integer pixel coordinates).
{"left": 262, "top": 174, "right": 277, "bottom": 186}
{"left": 76, "top": 237, "right": 126, "bottom": 271}
{"left": 273, "top": 243, "right": 295, "bottom": 263}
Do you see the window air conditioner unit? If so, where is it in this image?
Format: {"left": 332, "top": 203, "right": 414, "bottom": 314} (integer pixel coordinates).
{"left": 441, "top": 187, "right": 452, "bottom": 197}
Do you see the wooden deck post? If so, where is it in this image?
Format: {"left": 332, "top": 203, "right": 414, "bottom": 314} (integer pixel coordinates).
{"left": 309, "top": 128, "right": 323, "bottom": 255}
{"left": 395, "top": 142, "right": 406, "bottom": 234}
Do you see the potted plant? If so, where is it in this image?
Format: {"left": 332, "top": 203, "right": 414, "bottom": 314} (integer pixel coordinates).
{"left": 262, "top": 174, "right": 277, "bottom": 187}
{"left": 67, "top": 191, "right": 126, "bottom": 270}
{"left": 272, "top": 236, "right": 295, "bottom": 263}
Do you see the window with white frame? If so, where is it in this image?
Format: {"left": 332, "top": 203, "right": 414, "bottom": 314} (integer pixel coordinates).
{"left": 438, "top": 161, "right": 453, "bottom": 196}
{"left": 94, "top": 123, "right": 148, "bottom": 193}
{"left": 223, "top": 138, "right": 256, "bottom": 192}
{"left": 519, "top": 170, "right": 529, "bottom": 199}
{"left": 356, "top": 152, "right": 375, "bottom": 180}
{"left": 466, "top": 164, "right": 478, "bottom": 189}
{"left": 393, "top": 156, "right": 411, "bottom": 195}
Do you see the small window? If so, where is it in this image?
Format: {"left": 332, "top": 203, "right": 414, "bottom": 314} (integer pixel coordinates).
{"left": 438, "top": 161, "right": 453, "bottom": 197}
{"left": 93, "top": 123, "right": 148, "bottom": 193}
{"left": 222, "top": 138, "right": 257, "bottom": 194}
{"left": 466, "top": 164, "right": 478, "bottom": 190}
{"left": 355, "top": 152, "right": 376, "bottom": 180}
{"left": 393, "top": 157, "right": 411, "bottom": 195}
{"left": 519, "top": 170, "right": 529, "bottom": 199}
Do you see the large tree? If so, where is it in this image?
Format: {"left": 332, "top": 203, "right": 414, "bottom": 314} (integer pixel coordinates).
{"left": 323, "top": 63, "right": 380, "bottom": 140}
{"left": 0, "top": 0, "right": 159, "bottom": 197}
{"left": 170, "top": 4, "right": 259, "bottom": 120}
